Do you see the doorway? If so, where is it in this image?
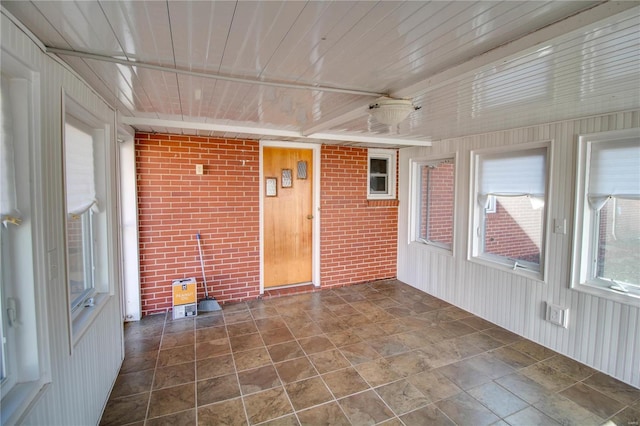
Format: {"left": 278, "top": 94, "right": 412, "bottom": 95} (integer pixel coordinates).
{"left": 260, "top": 142, "right": 320, "bottom": 290}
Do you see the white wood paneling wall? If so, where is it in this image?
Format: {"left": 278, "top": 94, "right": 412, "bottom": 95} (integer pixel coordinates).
{"left": 398, "top": 110, "right": 640, "bottom": 388}
{"left": 1, "top": 11, "right": 124, "bottom": 424}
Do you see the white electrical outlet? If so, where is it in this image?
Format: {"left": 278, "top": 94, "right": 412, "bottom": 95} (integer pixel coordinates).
{"left": 546, "top": 302, "right": 568, "bottom": 328}
{"left": 195, "top": 164, "right": 204, "bottom": 175}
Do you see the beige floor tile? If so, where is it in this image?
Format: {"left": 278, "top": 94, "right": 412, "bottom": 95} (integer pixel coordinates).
{"left": 243, "top": 387, "right": 293, "bottom": 425}
{"left": 435, "top": 392, "right": 500, "bottom": 426}
{"left": 375, "top": 379, "right": 430, "bottom": 415}
{"left": 146, "top": 408, "right": 195, "bottom": 426}
{"left": 198, "top": 398, "right": 247, "bottom": 426}
{"left": 233, "top": 346, "right": 272, "bottom": 371}
{"left": 407, "top": 370, "right": 462, "bottom": 403}
{"left": 339, "top": 390, "right": 394, "bottom": 424}
{"left": 354, "top": 358, "right": 402, "bottom": 387}
{"left": 296, "top": 402, "right": 350, "bottom": 425}
{"left": 238, "top": 365, "right": 281, "bottom": 395}
{"left": 196, "top": 374, "right": 240, "bottom": 406}
{"left": 322, "top": 367, "right": 370, "bottom": 398}
{"left": 102, "top": 280, "right": 629, "bottom": 426}
{"left": 467, "top": 382, "right": 528, "bottom": 418}
{"left": 583, "top": 372, "right": 640, "bottom": 405}
{"left": 400, "top": 405, "right": 455, "bottom": 426}
{"left": 153, "top": 362, "right": 195, "bottom": 390}
{"left": 268, "top": 341, "right": 305, "bottom": 363}
{"left": 308, "top": 348, "right": 351, "bottom": 374}
{"left": 196, "top": 354, "right": 235, "bottom": 380}
{"left": 148, "top": 383, "right": 195, "bottom": 419}
{"left": 100, "top": 392, "right": 149, "bottom": 426}
{"left": 274, "top": 356, "right": 317, "bottom": 384}
{"left": 284, "top": 376, "right": 333, "bottom": 411}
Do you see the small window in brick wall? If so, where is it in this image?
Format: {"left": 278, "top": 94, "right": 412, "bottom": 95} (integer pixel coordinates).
{"left": 368, "top": 149, "right": 396, "bottom": 200}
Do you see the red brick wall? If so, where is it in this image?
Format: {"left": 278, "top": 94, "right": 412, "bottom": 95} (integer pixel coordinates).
{"left": 484, "top": 197, "right": 542, "bottom": 264}
{"left": 136, "top": 134, "right": 260, "bottom": 315}
{"left": 419, "top": 162, "right": 454, "bottom": 245}
{"left": 320, "top": 146, "right": 398, "bottom": 287}
{"left": 136, "top": 134, "right": 398, "bottom": 315}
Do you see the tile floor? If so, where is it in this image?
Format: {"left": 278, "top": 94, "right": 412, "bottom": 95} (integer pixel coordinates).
{"left": 101, "top": 279, "right": 640, "bottom": 426}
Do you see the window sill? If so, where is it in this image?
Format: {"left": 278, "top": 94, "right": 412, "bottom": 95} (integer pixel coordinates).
{"left": 469, "top": 256, "right": 544, "bottom": 282}
{"left": 1, "top": 380, "right": 50, "bottom": 425}
{"left": 72, "top": 293, "right": 111, "bottom": 348}
{"left": 410, "top": 240, "right": 453, "bottom": 256}
{"left": 572, "top": 282, "right": 640, "bottom": 307}
{"left": 367, "top": 199, "right": 399, "bottom": 207}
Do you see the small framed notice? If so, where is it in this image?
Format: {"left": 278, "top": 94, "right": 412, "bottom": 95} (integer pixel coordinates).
{"left": 282, "top": 169, "right": 292, "bottom": 188}
{"left": 266, "top": 177, "right": 277, "bottom": 197}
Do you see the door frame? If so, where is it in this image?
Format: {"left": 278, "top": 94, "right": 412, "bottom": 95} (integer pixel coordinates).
{"left": 259, "top": 141, "right": 321, "bottom": 294}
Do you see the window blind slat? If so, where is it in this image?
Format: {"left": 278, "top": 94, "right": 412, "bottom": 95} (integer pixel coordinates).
{"left": 64, "top": 123, "right": 97, "bottom": 215}
{"left": 588, "top": 138, "right": 640, "bottom": 198}
{"left": 1, "top": 76, "right": 19, "bottom": 219}
{"left": 478, "top": 148, "right": 546, "bottom": 196}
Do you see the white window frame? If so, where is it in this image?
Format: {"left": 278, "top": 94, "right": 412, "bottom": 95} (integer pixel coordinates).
{"left": 63, "top": 93, "right": 113, "bottom": 347}
{"left": 469, "top": 142, "right": 551, "bottom": 280}
{"left": 571, "top": 128, "right": 640, "bottom": 305}
{"left": 367, "top": 149, "right": 396, "bottom": 200}
{"left": 409, "top": 154, "right": 457, "bottom": 253}
{"left": 1, "top": 49, "right": 50, "bottom": 426}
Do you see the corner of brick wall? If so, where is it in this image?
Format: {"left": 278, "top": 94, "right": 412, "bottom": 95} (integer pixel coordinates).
{"left": 136, "top": 133, "right": 260, "bottom": 315}
{"left": 320, "top": 145, "right": 398, "bottom": 287}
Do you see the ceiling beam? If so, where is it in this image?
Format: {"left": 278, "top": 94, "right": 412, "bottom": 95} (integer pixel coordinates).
{"left": 46, "top": 47, "right": 385, "bottom": 98}
{"left": 310, "top": 132, "right": 431, "bottom": 147}
{"left": 120, "top": 116, "right": 432, "bottom": 147}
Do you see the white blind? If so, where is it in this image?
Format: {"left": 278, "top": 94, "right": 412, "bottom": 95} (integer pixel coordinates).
{"left": 478, "top": 147, "right": 546, "bottom": 196}
{"left": 1, "top": 75, "right": 19, "bottom": 220}
{"left": 588, "top": 138, "right": 640, "bottom": 208}
{"left": 65, "top": 122, "right": 97, "bottom": 215}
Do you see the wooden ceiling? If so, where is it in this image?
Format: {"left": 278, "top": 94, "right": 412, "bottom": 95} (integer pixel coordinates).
{"left": 3, "top": 1, "right": 639, "bottom": 146}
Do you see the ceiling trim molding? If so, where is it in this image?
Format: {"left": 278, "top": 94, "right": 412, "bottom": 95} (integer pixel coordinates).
{"left": 45, "top": 47, "right": 385, "bottom": 98}
{"left": 120, "top": 116, "right": 431, "bottom": 147}
{"left": 310, "top": 132, "right": 431, "bottom": 147}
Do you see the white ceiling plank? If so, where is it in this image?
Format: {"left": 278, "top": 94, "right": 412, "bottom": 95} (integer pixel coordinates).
{"left": 392, "top": 2, "right": 638, "bottom": 98}
{"left": 5, "top": 0, "right": 638, "bottom": 145}
{"left": 31, "top": 1, "right": 121, "bottom": 54}
{"left": 301, "top": 98, "right": 373, "bottom": 136}
{"left": 98, "top": 0, "right": 174, "bottom": 64}
{"left": 166, "top": 1, "right": 236, "bottom": 71}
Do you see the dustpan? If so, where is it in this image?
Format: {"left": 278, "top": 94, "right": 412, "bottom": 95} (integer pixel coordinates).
{"left": 196, "top": 233, "right": 221, "bottom": 312}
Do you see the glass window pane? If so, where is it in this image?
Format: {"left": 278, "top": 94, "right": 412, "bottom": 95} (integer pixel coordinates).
{"left": 596, "top": 198, "right": 640, "bottom": 286}
{"left": 370, "top": 158, "right": 388, "bottom": 174}
{"left": 68, "top": 211, "right": 93, "bottom": 309}
{"left": 370, "top": 176, "right": 387, "bottom": 193}
{"left": 483, "top": 195, "right": 544, "bottom": 266}
{"left": 418, "top": 162, "right": 454, "bottom": 248}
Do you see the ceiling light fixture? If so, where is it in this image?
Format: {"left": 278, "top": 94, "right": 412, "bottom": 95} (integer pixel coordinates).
{"left": 369, "top": 97, "right": 420, "bottom": 126}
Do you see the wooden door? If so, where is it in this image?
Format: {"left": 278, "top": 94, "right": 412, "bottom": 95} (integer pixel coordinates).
{"left": 263, "top": 147, "right": 313, "bottom": 288}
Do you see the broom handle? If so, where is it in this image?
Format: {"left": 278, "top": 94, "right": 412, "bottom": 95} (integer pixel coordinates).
{"left": 196, "top": 233, "right": 209, "bottom": 297}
